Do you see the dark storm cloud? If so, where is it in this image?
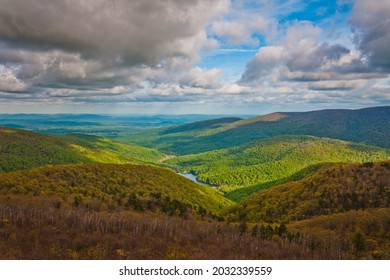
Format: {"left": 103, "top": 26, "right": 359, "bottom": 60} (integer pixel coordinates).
{"left": 350, "top": 0, "right": 390, "bottom": 70}
{"left": 0, "top": 0, "right": 228, "bottom": 96}
{"left": 0, "top": 0, "right": 228, "bottom": 65}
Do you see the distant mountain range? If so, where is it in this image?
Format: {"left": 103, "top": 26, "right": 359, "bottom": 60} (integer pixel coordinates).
{"left": 128, "top": 106, "right": 390, "bottom": 154}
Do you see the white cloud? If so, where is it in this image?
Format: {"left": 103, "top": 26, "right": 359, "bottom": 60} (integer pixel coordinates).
{"left": 241, "top": 22, "right": 352, "bottom": 83}
{"left": 211, "top": 15, "right": 272, "bottom": 46}
{"left": 0, "top": 68, "right": 29, "bottom": 92}
{"left": 238, "top": 18, "right": 390, "bottom": 106}
{"left": 179, "top": 67, "right": 222, "bottom": 89}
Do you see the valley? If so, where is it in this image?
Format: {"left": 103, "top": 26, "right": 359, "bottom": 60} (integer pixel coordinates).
{"left": 165, "top": 135, "right": 390, "bottom": 191}
{"left": 0, "top": 106, "right": 389, "bottom": 260}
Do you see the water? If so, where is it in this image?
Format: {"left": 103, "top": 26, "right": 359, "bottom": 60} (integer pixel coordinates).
{"left": 178, "top": 173, "right": 213, "bottom": 187}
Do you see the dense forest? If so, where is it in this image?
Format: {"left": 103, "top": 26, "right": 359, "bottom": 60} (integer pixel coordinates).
{"left": 225, "top": 161, "right": 390, "bottom": 223}
{"left": 226, "top": 163, "right": 331, "bottom": 202}
{"left": 166, "top": 136, "right": 390, "bottom": 189}
{"left": 0, "top": 164, "right": 231, "bottom": 216}
{"left": 0, "top": 127, "right": 164, "bottom": 173}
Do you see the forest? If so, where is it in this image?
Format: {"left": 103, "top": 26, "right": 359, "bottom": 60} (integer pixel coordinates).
{"left": 166, "top": 135, "right": 390, "bottom": 189}
{"left": 0, "top": 106, "right": 390, "bottom": 259}
{"left": 0, "top": 127, "right": 163, "bottom": 173}
{"left": 0, "top": 161, "right": 388, "bottom": 259}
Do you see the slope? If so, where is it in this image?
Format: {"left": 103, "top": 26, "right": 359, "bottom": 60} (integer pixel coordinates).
{"left": 61, "top": 134, "right": 164, "bottom": 164}
{"left": 0, "top": 163, "right": 233, "bottom": 215}
{"left": 226, "top": 163, "right": 331, "bottom": 202}
{"left": 165, "top": 135, "right": 390, "bottom": 189}
{"left": 128, "top": 106, "right": 390, "bottom": 154}
{"left": 126, "top": 117, "right": 243, "bottom": 150}
{"left": 287, "top": 208, "right": 390, "bottom": 259}
{"left": 0, "top": 127, "right": 164, "bottom": 172}
{"left": 0, "top": 127, "right": 91, "bottom": 172}
{"left": 225, "top": 161, "right": 390, "bottom": 223}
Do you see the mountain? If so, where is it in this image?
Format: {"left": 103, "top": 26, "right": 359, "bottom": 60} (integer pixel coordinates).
{"left": 128, "top": 106, "right": 390, "bottom": 154}
{"left": 160, "top": 117, "right": 242, "bottom": 134}
{"left": 0, "top": 127, "right": 164, "bottom": 172}
{"left": 165, "top": 135, "right": 390, "bottom": 189}
{"left": 225, "top": 161, "right": 390, "bottom": 223}
{"left": 0, "top": 163, "right": 232, "bottom": 215}
{"left": 126, "top": 116, "right": 244, "bottom": 149}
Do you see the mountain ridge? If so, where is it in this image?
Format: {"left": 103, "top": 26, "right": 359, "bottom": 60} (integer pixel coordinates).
{"left": 127, "top": 106, "right": 390, "bottom": 154}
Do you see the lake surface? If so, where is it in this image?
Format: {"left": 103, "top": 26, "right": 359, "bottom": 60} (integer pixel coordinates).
{"left": 178, "top": 173, "right": 213, "bottom": 187}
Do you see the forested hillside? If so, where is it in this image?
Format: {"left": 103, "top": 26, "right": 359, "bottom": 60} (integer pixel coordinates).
{"left": 128, "top": 106, "right": 390, "bottom": 154}
{"left": 0, "top": 127, "right": 164, "bottom": 172}
{"left": 225, "top": 161, "right": 390, "bottom": 223}
{"left": 226, "top": 163, "right": 331, "bottom": 202}
{"left": 0, "top": 161, "right": 388, "bottom": 259}
{"left": 62, "top": 134, "right": 164, "bottom": 164}
{"left": 0, "top": 127, "right": 91, "bottom": 172}
{"left": 166, "top": 136, "right": 390, "bottom": 189}
{"left": 0, "top": 163, "right": 232, "bottom": 215}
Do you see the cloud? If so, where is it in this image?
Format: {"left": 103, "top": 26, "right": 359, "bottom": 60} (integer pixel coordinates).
{"left": 211, "top": 15, "right": 272, "bottom": 46}
{"left": 179, "top": 67, "right": 222, "bottom": 89}
{"left": 240, "top": 21, "right": 353, "bottom": 83}
{"left": 350, "top": 0, "right": 390, "bottom": 70}
{"left": 0, "top": 0, "right": 229, "bottom": 65}
{"left": 237, "top": 16, "right": 390, "bottom": 108}
{"left": 0, "top": 0, "right": 389, "bottom": 112}
{"left": 308, "top": 80, "right": 367, "bottom": 91}
{"left": 0, "top": 0, "right": 230, "bottom": 100}
{"left": 240, "top": 18, "right": 389, "bottom": 86}
{"left": 0, "top": 68, "right": 29, "bottom": 92}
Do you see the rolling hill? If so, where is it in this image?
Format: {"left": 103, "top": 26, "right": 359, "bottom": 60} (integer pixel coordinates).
{"left": 226, "top": 163, "right": 331, "bottom": 202}
{"left": 128, "top": 106, "right": 390, "bottom": 154}
{"left": 0, "top": 127, "right": 164, "bottom": 172}
{"left": 225, "top": 161, "right": 390, "bottom": 223}
{"left": 0, "top": 163, "right": 232, "bottom": 215}
{"left": 165, "top": 135, "right": 390, "bottom": 189}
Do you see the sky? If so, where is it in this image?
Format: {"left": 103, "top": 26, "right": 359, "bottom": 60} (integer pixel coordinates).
{"left": 0, "top": 0, "right": 389, "bottom": 115}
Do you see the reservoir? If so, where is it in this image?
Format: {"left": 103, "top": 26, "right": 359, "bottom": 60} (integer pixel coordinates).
{"left": 178, "top": 173, "right": 213, "bottom": 187}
